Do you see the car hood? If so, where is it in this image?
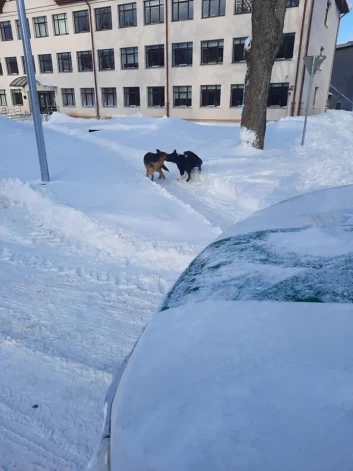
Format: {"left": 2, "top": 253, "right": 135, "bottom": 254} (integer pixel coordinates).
{"left": 110, "top": 300, "right": 353, "bottom": 471}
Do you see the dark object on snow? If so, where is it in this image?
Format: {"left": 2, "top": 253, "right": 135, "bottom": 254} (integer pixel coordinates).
{"left": 32, "top": 404, "right": 39, "bottom": 409}
{"left": 165, "top": 150, "right": 202, "bottom": 182}
{"left": 88, "top": 129, "right": 102, "bottom": 133}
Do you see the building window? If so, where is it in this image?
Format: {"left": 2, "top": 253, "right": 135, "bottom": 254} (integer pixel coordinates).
{"left": 287, "top": 0, "right": 299, "bottom": 6}
{"left": 201, "top": 39, "right": 224, "bottom": 65}
{"left": 16, "top": 19, "right": 30, "bottom": 39}
{"left": 267, "top": 82, "right": 289, "bottom": 107}
{"left": 6, "top": 57, "right": 19, "bottom": 75}
{"left": 0, "top": 21, "right": 13, "bottom": 41}
{"left": 95, "top": 7, "right": 112, "bottom": 30}
{"left": 62, "top": 88, "right": 75, "bottom": 107}
{"left": 172, "top": 0, "right": 193, "bottom": 21}
{"left": 74, "top": 10, "right": 90, "bottom": 33}
{"left": 53, "top": 13, "right": 68, "bottom": 36}
{"left": 148, "top": 86, "right": 165, "bottom": 107}
{"left": 335, "top": 101, "right": 342, "bottom": 110}
{"left": 22, "top": 56, "right": 36, "bottom": 74}
{"left": 200, "top": 85, "right": 221, "bottom": 107}
{"left": 230, "top": 84, "right": 244, "bottom": 107}
{"left": 172, "top": 42, "right": 193, "bottom": 66}
{"left": 144, "top": 0, "right": 164, "bottom": 25}
{"left": 276, "top": 33, "right": 295, "bottom": 60}
{"left": 81, "top": 88, "right": 96, "bottom": 107}
{"left": 233, "top": 37, "right": 247, "bottom": 62}
{"left": 77, "top": 51, "right": 93, "bottom": 72}
{"left": 33, "top": 16, "right": 48, "bottom": 38}
{"left": 98, "top": 49, "right": 115, "bottom": 71}
{"left": 39, "top": 54, "right": 53, "bottom": 74}
{"left": 173, "top": 86, "right": 192, "bottom": 107}
{"left": 11, "top": 89, "right": 23, "bottom": 106}
{"left": 57, "top": 52, "right": 72, "bottom": 73}
{"left": 234, "top": 0, "right": 252, "bottom": 14}
{"left": 119, "top": 3, "right": 137, "bottom": 27}
{"left": 146, "top": 44, "right": 164, "bottom": 68}
{"left": 202, "top": 0, "right": 225, "bottom": 18}
{"left": 0, "top": 90, "right": 7, "bottom": 106}
{"left": 124, "top": 87, "right": 140, "bottom": 107}
{"left": 102, "top": 87, "right": 117, "bottom": 107}
{"left": 121, "top": 47, "right": 138, "bottom": 69}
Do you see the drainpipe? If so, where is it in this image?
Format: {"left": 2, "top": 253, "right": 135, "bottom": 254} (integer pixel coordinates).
{"left": 165, "top": 0, "right": 170, "bottom": 117}
{"left": 297, "top": 0, "right": 315, "bottom": 115}
{"left": 86, "top": 0, "right": 100, "bottom": 119}
{"left": 290, "top": 0, "right": 309, "bottom": 116}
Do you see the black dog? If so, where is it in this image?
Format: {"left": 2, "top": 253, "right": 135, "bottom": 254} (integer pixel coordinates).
{"left": 165, "top": 150, "right": 203, "bottom": 182}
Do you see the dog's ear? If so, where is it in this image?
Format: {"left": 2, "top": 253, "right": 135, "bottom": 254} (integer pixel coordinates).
{"left": 156, "top": 149, "right": 160, "bottom": 154}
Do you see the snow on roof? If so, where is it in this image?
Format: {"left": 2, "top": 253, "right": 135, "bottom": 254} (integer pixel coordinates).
{"left": 35, "top": 75, "right": 56, "bottom": 88}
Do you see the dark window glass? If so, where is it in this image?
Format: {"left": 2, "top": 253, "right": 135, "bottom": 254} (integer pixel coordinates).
{"left": 202, "top": 0, "right": 225, "bottom": 18}
{"left": 148, "top": 86, "right": 165, "bottom": 107}
{"left": 95, "top": 7, "right": 112, "bottom": 30}
{"left": 62, "top": 88, "right": 75, "bottom": 107}
{"left": 77, "top": 50, "right": 93, "bottom": 72}
{"left": 230, "top": 84, "right": 244, "bottom": 107}
{"left": 119, "top": 3, "right": 137, "bottom": 27}
{"left": 200, "top": 85, "right": 221, "bottom": 107}
{"left": 121, "top": 47, "right": 138, "bottom": 69}
{"left": 6, "top": 57, "right": 19, "bottom": 75}
{"left": 33, "top": 16, "right": 48, "bottom": 38}
{"left": 102, "top": 87, "right": 117, "bottom": 107}
{"left": 98, "top": 49, "right": 115, "bottom": 71}
{"left": 232, "top": 37, "right": 247, "bottom": 62}
{"left": 0, "top": 90, "right": 7, "bottom": 106}
{"left": 173, "top": 86, "right": 192, "bottom": 107}
{"left": 53, "top": 13, "right": 68, "bottom": 35}
{"left": 124, "top": 87, "right": 140, "bottom": 107}
{"left": 0, "top": 21, "right": 13, "bottom": 41}
{"left": 144, "top": 0, "right": 164, "bottom": 25}
{"left": 21, "top": 55, "right": 36, "bottom": 74}
{"left": 11, "top": 89, "right": 23, "bottom": 106}
{"left": 276, "top": 33, "right": 295, "bottom": 59}
{"left": 234, "top": 0, "right": 252, "bottom": 14}
{"left": 81, "top": 88, "right": 96, "bottom": 107}
{"left": 146, "top": 44, "right": 164, "bottom": 68}
{"left": 172, "top": 0, "right": 193, "bottom": 21}
{"left": 74, "top": 10, "right": 90, "bottom": 33}
{"left": 39, "top": 54, "right": 53, "bottom": 74}
{"left": 201, "top": 39, "right": 223, "bottom": 65}
{"left": 16, "top": 19, "right": 31, "bottom": 39}
{"left": 287, "top": 0, "right": 299, "bottom": 7}
{"left": 57, "top": 52, "right": 72, "bottom": 73}
{"left": 267, "top": 82, "right": 289, "bottom": 107}
{"left": 172, "top": 42, "right": 193, "bottom": 66}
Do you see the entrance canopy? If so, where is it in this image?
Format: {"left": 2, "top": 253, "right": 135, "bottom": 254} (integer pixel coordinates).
{"left": 9, "top": 75, "right": 56, "bottom": 89}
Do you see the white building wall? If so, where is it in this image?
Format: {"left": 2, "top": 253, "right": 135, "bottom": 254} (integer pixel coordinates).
{"left": 0, "top": 0, "right": 341, "bottom": 121}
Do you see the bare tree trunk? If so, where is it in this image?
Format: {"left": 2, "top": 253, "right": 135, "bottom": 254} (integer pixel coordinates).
{"left": 240, "top": 0, "right": 287, "bottom": 149}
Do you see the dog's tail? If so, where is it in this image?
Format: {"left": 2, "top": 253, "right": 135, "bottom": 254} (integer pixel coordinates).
{"left": 162, "top": 164, "right": 169, "bottom": 172}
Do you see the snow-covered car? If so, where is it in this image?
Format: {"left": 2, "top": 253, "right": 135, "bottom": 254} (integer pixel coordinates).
{"left": 88, "top": 184, "right": 353, "bottom": 471}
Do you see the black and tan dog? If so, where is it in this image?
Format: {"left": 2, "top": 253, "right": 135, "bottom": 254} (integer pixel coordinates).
{"left": 166, "top": 150, "right": 203, "bottom": 182}
{"left": 143, "top": 149, "right": 169, "bottom": 181}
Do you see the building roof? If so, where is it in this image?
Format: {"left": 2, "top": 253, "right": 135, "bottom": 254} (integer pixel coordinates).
{"left": 336, "top": 41, "right": 353, "bottom": 50}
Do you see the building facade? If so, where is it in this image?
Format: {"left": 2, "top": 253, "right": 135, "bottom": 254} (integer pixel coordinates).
{"left": 0, "top": 0, "right": 350, "bottom": 121}
{"left": 328, "top": 41, "right": 353, "bottom": 110}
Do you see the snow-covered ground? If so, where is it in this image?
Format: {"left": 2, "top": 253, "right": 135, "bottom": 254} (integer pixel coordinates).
{"left": 0, "top": 110, "right": 353, "bottom": 470}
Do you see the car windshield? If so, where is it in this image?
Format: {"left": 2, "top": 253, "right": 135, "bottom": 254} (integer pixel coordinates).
{"left": 161, "top": 225, "right": 353, "bottom": 311}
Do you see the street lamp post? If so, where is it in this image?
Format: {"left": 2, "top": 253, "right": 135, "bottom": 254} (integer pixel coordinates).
{"left": 16, "top": 0, "right": 50, "bottom": 183}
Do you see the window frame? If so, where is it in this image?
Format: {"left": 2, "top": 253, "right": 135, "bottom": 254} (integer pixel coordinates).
{"left": 201, "top": 39, "right": 224, "bottom": 65}
{"left": 118, "top": 3, "right": 137, "bottom": 28}
{"left": 232, "top": 37, "right": 247, "bottom": 63}
{"left": 53, "top": 13, "right": 68, "bottom": 36}
{"left": 6, "top": 57, "right": 19, "bottom": 75}
{"left": 276, "top": 32, "right": 295, "bottom": 60}
{"left": 73, "top": 10, "right": 90, "bottom": 33}
{"left": 200, "top": 84, "right": 221, "bottom": 107}
{"left": 21, "top": 55, "right": 36, "bottom": 74}
{"left": 124, "top": 87, "right": 141, "bottom": 107}
{"left": 202, "top": 0, "right": 226, "bottom": 18}
{"left": 144, "top": 0, "right": 164, "bottom": 25}
{"left": 11, "top": 88, "right": 23, "bottom": 106}
{"left": 173, "top": 85, "right": 192, "bottom": 108}
{"left": 230, "top": 84, "right": 244, "bottom": 107}
{"left": 16, "top": 19, "right": 31, "bottom": 40}
{"left": 57, "top": 52, "right": 72, "bottom": 73}
{"left": 148, "top": 86, "right": 165, "bottom": 108}
{"left": 0, "top": 21, "right": 13, "bottom": 41}
{"left": 267, "top": 82, "right": 289, "bottom": 108}
{"left": 81, "top": 87, "right": 96, "bottom": 108}
{"left": 61, "top": 88, "right": 76, "bottom": 107}
{"left": 172, "top": 42, "right": 193, "bottom": 67}
{"left": 77, "top": 50, "right": 93, "bottom": 72}
{"left": 234, "top": 0, "right": 252, "bottom": 14}
{"left": 102, "top": 87, "right": 117, "bottom": 107}
{"left": 0, "top": 89, "right": 7, "bottom": 106}
{"left": 95, "top": 6, "right": 112, "bottom": 31}
{"left": 145, "top": 44, "right": 165, "bottom": 68}
{"left": 121, "top": 47, "right": 139, "bottom": 70}
{"left": 286, "top": 0, "right": 300, "bottom": 7}
{"left": 98, "top": 49, "right": 115, "bottom": 71}
{"left": 172, "top": 0, "right": 194, "bottom": 21}
{"left": 38, "top": 54, "right": 53, "bottom": 74}
{"left": 33, "top": 16, "right": 48, "bottom": 38}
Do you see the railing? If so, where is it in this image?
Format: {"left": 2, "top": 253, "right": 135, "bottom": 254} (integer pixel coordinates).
{"left": 0, "top": 104, "right": 59, "bottom": 122}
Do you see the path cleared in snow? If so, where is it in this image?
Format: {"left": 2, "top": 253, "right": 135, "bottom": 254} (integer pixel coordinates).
{"left": 1, "top": 111, "right": 353, "bottom": 470}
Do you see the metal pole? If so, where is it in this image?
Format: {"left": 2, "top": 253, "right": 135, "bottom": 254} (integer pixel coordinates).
{"left": 301, "top": 56, "right": 316, "bottom": 146}
{"left": 16, "top": 0, "right": 50, "bottom": 182}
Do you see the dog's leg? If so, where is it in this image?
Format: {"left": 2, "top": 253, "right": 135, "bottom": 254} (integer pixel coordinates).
{"left": 186, "top": 171, "right": 191, "bottom": 182}
{"left": 177, "top": 171, "right": 185, "bottom": 181}
{"left": 151, "top": 172, "right": 154, "bottom": 181}
{"left": 158, "top": 169, "right": 165, "bottom": 179}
